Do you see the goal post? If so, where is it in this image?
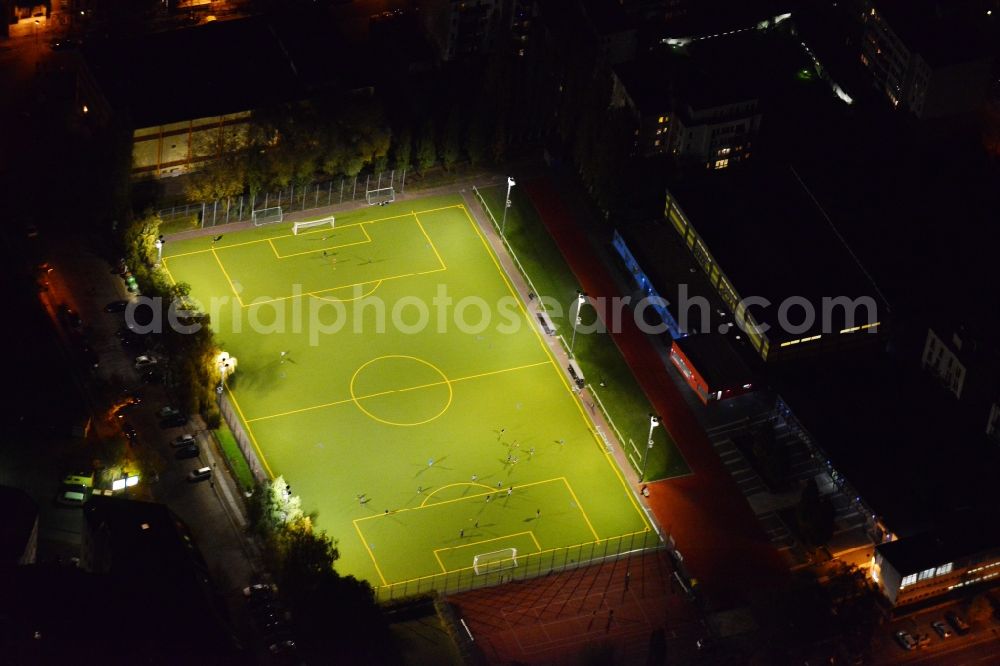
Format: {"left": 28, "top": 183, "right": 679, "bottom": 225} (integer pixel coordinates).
{"left": 473, "top": 547, "right": 518, "bottom": 575}
{"left": 292, "top": 216, "right": 335, "bottom": 235}
{"left": 252, "top": 206, "right": 284, "bottom": 226}
{"left": 366, "top": 186, "right": 395, "bottom": 206}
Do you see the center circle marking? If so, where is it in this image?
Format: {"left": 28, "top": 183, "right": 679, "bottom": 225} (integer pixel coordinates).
{"left": 349, "top": 355, "right": 452, "bottom": 426}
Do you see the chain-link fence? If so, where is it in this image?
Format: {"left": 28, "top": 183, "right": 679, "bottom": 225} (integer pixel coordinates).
{"left": 218, "top": 391, "right": 268, "bottom": 485}
{"left": 158, "top": 169, "right": 408, "bottom": 234}
{"left": 375, "top": 528, "right": 663, "bottom": 603}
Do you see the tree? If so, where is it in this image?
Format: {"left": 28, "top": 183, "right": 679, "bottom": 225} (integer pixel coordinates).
{"left": 797, "top": 478, "right": 835, "bottom": 546}
{"left": 465, "top": 105, "right": 492, "bottom": 166}
{"left": 415, "top": 118, "right": 437, "bottom": 172}
{"left": 441, "top": 108, "right": 464, "bottom": 170}
{"left": 392, "top": 124, "right": 412, "bottom": 171}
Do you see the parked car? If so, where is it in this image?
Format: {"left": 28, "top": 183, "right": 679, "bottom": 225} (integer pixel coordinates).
{"left": 915, "top": 633, "right": 931, "bottom": 648}
{"left": 134, "top": 355, "right": 158, "bottom": 370}
{"left": 172, "top": 434, "right": 196, "bottom": 447}
{"left": 946, "top": 611, "right": 971, "bottom": 635}
{"left": 932, "top": 620, "right": 952, "bottom": 638}
{"left": 188, "top": 466, "right": 212, "bottom": 482}
{"left": 243, "top": 583, "right": 276, "bottom": 598}
{"left": 160, "top": 412, "right": 188, "bottom": 429}
{"left": 57, "top": 304, "right": 83, "bottom": 331}
{"left": 894, "top": 630, "right": 917, "bottom": 651}
{"left": 122, "top": 423, "right": 137, "bottom": 440}
{"left": 175, "top": 444, "right": 200, "bottom": 459}
{"left": 158, "top": 406, "right": 181, "bottom": 419}
{"left": 56, "top": 484, "right": 89, "bottom": 507}
{"left": 104, "top": 300, "right": 130, "bottom": 313}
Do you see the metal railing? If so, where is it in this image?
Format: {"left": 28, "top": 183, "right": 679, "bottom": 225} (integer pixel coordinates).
{"left": 471, "top": 185, "right": 547, "bottom": 312}
{"left": 158, "top": 170, "right": 407, "bottom": 233}
{"left": 218, "top": 392, "right": 268, "bottom": 485}
{"left": 375, "top": 528, "right": 663, "bottom": 602}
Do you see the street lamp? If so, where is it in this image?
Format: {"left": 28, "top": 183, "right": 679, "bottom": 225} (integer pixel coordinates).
{"left": 569, "top": 290, "right": 586, "bottom": 356}
{"left": 500, "top": 176, "right": 515, "bottom": 237}
{"left": 641, "top": 414, "right": 660, "bottom": 482}
{"left": 216, "top": 351, "right": 237, "bottom": 394}
{"left": 154, "top": 236, "right": 164, "bottom": 264}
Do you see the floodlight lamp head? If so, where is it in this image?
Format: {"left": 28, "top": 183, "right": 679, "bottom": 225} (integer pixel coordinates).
{"left": 650, "top": 414, "right": 660, "bottom": 427}
{"left": 508, "top": 176, "right": 516, "bottom": 188}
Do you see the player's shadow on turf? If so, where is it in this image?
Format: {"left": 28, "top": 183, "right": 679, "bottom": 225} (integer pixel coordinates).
{"left": 414, "top": 456, "right": 451, "bottom": 476}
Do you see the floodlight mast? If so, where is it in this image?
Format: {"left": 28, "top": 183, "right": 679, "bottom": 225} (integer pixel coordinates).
{"left": 500, "top": 176, "right": 515, "bottom": 236}
{"left": 641, "top": 414, "right": 660, "bottom": 482}
{"left": 570, "top": 291, "right": 586, "bottom": 356}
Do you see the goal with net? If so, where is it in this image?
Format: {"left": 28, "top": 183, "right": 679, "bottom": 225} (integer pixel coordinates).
{"left": 292, "top": 216, "right": 335, "bottom": 235}
{"left": 473, "top": 547, "right": 518, "bottom": 575}
{"left": 252, "top": 206, "right": 284, "bottom": 226}
{"left": 366, "top": 187, "right": 395, "bottom": 206}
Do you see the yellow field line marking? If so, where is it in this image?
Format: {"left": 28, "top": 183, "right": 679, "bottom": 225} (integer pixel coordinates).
{"left": 239, "top": 266, "right": 447, "bottom": 308}
{"left": 459, "top": 203, "right": 650, "bottom": 534}
{"left": 310, "top": 279, "right": 383, "bottom": 303}
{"left": 355, "top": 477, "right": 564, "bottom": 522}
{"left": 433, "top": 530, "right": 541, "bottom": 559}
{"left": 224, "top": 383, "right": 274, "bottom": 479}
{"left": 246, "top": 360, "right": 550, "bottom": 423}
{"left": 162, "top": 204, "right": 465, "bottom": 259}
{"left": 420, "top": 482, "right": 497, "bottom": 507}
{"left": 211, "top": 247, "right": 245, "bottom": 307}
{"left": 561, "top": 477, "right": 600, "bottom": 542}
{"left": 433, "top": 549, "right": 447, "bottom": 573}
{"left": 352, "top": 519, "right": 388, "bottom": 586}
{"left": 412, "top": 211, "right": 447, "bottom": 271}
{"left": 268, "top": 224, "right": 373, "bottom": 259}
{"left": 377, "top": 528, "right": 654, "bottom": 588}
{"left": 160, "top": 258, "right": 177, "bottom": 285}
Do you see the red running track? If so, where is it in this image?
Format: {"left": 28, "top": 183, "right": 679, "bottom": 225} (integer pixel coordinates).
{"left": 524, "top": 178, "right": 788, "bottom": 608}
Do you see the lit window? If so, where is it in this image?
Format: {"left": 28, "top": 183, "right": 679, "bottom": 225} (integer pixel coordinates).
{"left": 658, "top": 116, "right": 666, "bottom": 123}
{"left": 714, "top": 159, "right": 729, "bottom": 169}
{"left": 936, "top": 563, "right": 953, "bottom": 576}
{"left": 918, "top": 568, "right": 935, "bottom": 581}
{"left": 901, "top": 574, "right": 917, "bottom": 588}
{"left": 718, "top": 147, "right": 730, "bottom": 156}
{"left": 654, "top": 139, "right": 661, "bottom": 146}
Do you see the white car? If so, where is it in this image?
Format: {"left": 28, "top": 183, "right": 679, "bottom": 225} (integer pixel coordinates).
{"left": 188, "top": 467, "right": 212, "bottom": 482}
{"left": 172, "top": 434, "right": 197, "bottom": 448}
{"left": 134, "top": 355, "right": 158, "bottom": 370}
{"left": 158, "top": 406, "right": 180, "bottom": 419}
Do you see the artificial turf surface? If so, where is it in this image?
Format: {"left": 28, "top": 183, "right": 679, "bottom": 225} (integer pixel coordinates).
{"left": 162, "top": 195, "right": 651, "bottom": 590}
{"left": 476, "top": 186, "right": 690, "bottom": 482}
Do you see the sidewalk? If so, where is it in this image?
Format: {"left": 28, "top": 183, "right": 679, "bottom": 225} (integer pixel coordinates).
{"left": 521, "top": 177, "right": 788, "bottom": 610}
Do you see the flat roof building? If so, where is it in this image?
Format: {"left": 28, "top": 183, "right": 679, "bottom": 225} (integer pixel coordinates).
{"left": 670, "top": 334, "right": 755, "bottom": 404}
{"left": 874, "top": 512, "right": 1000, "bottom": 607}
{"left": 664, "top": 164, "right": 887, "bottom": 361}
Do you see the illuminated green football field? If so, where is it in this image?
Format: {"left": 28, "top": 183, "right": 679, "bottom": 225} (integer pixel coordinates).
{"left": 162, "top": 195, "right": 652, "bottom": 590}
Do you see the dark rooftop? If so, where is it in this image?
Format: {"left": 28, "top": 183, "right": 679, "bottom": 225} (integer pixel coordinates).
{"left": 615, "top": 30, "right": 781, "bottom": 115}
{"left": 667, "top": 163, "right": 886, "bottom": 342}
{"left": 774, "top": 347, "right": 1000, "bottom": 535}
{"left": 0, "top": 485, "right": 37, "bottom": 564}
{"left": 876, "top": 510, "right": 1000, "bottom": 575}
{"left": 82, "top": 17, "right": 302, "bottom": 127}
{"left": 675, "top": 334, "right": 755, "bottom": 389}
{"left": 874, "top": 0, "right": 995, "bottom": 67}
{"left": 82, "top": 496, "right": 231, "bottom": 654}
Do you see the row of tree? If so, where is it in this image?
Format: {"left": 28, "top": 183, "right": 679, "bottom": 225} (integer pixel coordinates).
{"left": 122, "top": 212, "right": 221, "bottom": 425}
